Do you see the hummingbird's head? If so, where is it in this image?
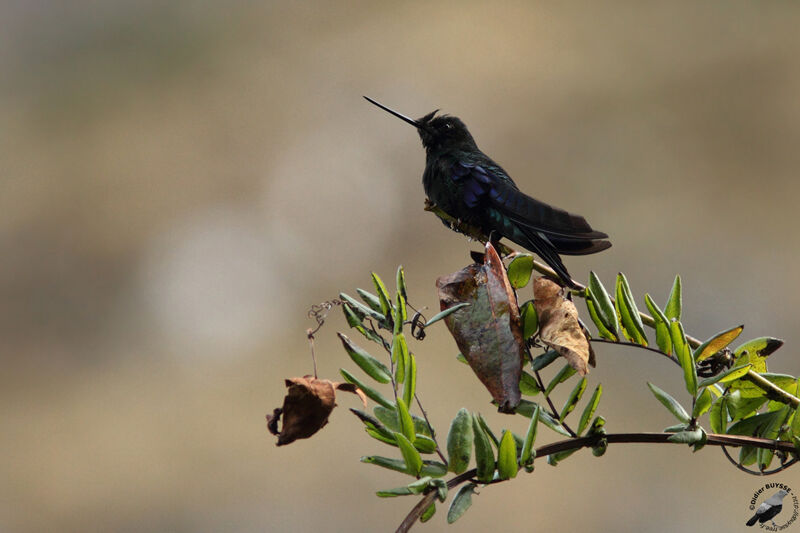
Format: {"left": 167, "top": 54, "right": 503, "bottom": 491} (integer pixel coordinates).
{"left": 363, "top": 96, "right": 477, "bottom": 153}
{"left": 416, "top": 112, "right": 476, "bottom": 152}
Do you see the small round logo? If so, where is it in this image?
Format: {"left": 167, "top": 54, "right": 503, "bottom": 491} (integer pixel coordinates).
{"left": 746, "top": 483, "right": 798, "bottom": 530}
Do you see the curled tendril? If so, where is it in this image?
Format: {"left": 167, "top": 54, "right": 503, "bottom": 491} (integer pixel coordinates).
{"left": 306, "top": 299, "right": 342, "bottom": 338}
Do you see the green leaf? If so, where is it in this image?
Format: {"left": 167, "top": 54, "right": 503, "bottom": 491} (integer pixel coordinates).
{"left": 376, "top": 486, "right": 412, "bottom": 497}
{"left": 423, "top": 303, "right": 471, "bottom": 327}
{"left": 376, "top": 476, "right": 432, "bottom": 498}
{"left": 337, "top": 333, "right": 391, "bottom": 383}
{"left": 693, "top": 388, "right": 713, "bottom": 418}
{"left": 578, "top": 384, "right": 603, "bottom": 435}
{"left": 732, "top": 337, "right": 784, "bottom": 373}
{"left": 396, "top": 265, "right": 408, "bottom": 301}
{"left": 693, "top": 325, "right": 744, "bottom": 362}
{"left": 396, "top": 398, "right": 416, "bottom": 443}
{"left": 360, "top": 456, "right": 448, "bottom": 477}
{"left": 726, "top": 410, "right": 783, "bottom": 436}
{"left": 394, "top": 292, "right": 406, "bottom": 335}
{"left": 477, "top": 413, "right": 500, "bottom": 450}
{"left": 520, "top": 300, "right": 539, "bottom": 339}
{"left": 587, "top": 272, "right": 619, "bottom": 339}
{"left": 585, "top": 295, "right": 617, "bottom": 341}
{"left": 403, "top": 352, "right": 417, "bottom": 407}
{"left": 339, "top": 368, "right": 394, "bottom": 409}
{"left": 665, "top": 275, "right": 682, "bottom": 321}
{"left": 350, "top": 409, "right": 396, "bottom": 442}
{"left": 546, "top": 364, "right": 576, "bottom": 396}
{"left": 497, "top": 430, "right": 518, "bottom": 480}
{"left": 431, "top": 478, "right": 448, "bottom": 502}
{"left": 792, "top": 395, "right": 800, "bottom": 439}
{"left": 520, "top": 404, "right": 539, "bottom": 467}
{"left": 392, "top": 333, "right": 408, "bottom": 384}
{"left": 757, "top": 406, "right": 790, "bottom": 471}
{"left": 394, "top": 432, "right": 423, "bottom": 476}
{"left": 726, "top": 390, "right": 767, "bottom": 421}
{"left": 447, "top": 483, "right": 477, "bottom": 524}
{"left": 647, "top": 382, "right": 690, "bottom": 423}
{"left": 342, "top": 303, "right": 386, "bottom": 345}
{"left": 697, "top": 364, "right": 752, "bottom": 388}
{"left": 560, "top": 377, "right": 588, "bottom": 421}
{"left": 339, "top": 292, "right": 386, "bottom": 323}
{"left": 507, "top": 254, "right": 534, "bottom": 289}
{"left": 371, "top": 272, "right": 392, "bottom": 317}
{"left": 365, "top": 427, "right": 397, "bottom": 446}
{"left": 512, "top": 400, "right": 572, "bottom": 437}
{"left": 709, "top": 397, "right": 727, "bottom": 434}
{"left": 420, "top": 502, "right": 436, "bottom": 523}
{"left": 519, "top": 371, "right": 541, "bottom": 396}
{"left": 670, "top": 321, "right": 697, "bottom": 396}
{"left": 547, "top": 449, "right": 577, "bottom": 466}
{"left": 373, "top": 405, "right": 430, "bottom": 436}
{"left": 739, "top": 445, "right": 757, "bottom": 466}
{"left": 413, "top": 435, "right": 437, "bottom": 454}
{"left": 447, "top": 408, "right": 474, "bottom": 474}
{"left": 356, "top": 288, "right": 384, "bottom": 314}
{"left": 472, "top": 414, "right": 496, "bottom": 483}
{"left": 667, "top": 428, "right": 703, "bottom": 444}
{"left": 530, "top": 350, "right": 560, "bottom": 372}
{"left": 644, "top": 294, "right": 672, "bottom": 356}
{"left": 615, "top": 273, "right": 648, "bottom": 346}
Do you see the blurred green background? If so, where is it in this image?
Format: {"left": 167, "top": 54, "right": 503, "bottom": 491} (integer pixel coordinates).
{"left": 2, "top": 2, "right": 799, "bottom": 532}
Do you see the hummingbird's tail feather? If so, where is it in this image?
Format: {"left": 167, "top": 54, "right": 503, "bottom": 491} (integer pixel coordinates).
{"left": 513, "top": 224, "right": 579, "bottom": 289}
{"left": 547, "top": 236, "right": 612, "bottom": 256}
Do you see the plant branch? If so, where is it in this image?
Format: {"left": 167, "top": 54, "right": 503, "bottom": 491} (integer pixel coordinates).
{"left": 397, "top": 431, "right": 798, "bottom": 532}
{"left": 425, "top": 201, "right": 800, "bottom": 408}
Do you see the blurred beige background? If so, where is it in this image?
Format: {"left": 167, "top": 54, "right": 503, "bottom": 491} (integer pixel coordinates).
{"left": 2, "top": 2, "right": 800, "bottom": 532}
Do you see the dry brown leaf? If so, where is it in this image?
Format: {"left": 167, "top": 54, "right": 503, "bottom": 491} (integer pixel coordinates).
{"left": 266, "top": 376, "right": 366, "bottom": 446}
{"left": 533, "top": 277, "right": 595, "bottom": 375}
{"left": 436, "top": 242, "right": 524, "bottom": 413}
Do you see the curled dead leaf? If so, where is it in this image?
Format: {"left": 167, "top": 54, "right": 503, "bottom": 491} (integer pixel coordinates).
{"left": 266, "top": 375, "right": 367, "bottom": 446}
{"left": 533, "top": 277, "right": 595, "bottom": 376}
{"left": 436, "top": 242, "right": 524, "bottom": 413}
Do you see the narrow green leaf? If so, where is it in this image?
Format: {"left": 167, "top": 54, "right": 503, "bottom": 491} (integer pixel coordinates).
{"left": 373, "top": 405, "right": 430, "bottom": 436}
{"left": 577, "top": 384, "right": 603, "bottom": 435}
{"left": 455, "top": 352, "right": 468, "bottom": 364}
{"left": 560, "top": 377, "right": 588, "bottom": 421}
{"left": 431, "top": 478, "right": 448, "bottom": 502}
{"left": 709, "top": 397, "right": 727, "bottom": 434}
{"left": 520, "top": 404, "right": 539, "bottom": 467}
{"left": 343, "top": 304, "right": 386, "bottom": 345}
{"left": 726, "top": 390, "right": 767, "bottom": 421}
{"left": 667, "top": 428, "right": 703, "bottom": 444}
{"left": 726, "top": 410, "right": 782, "bottom": 436}
{"left": 376, "top": 486, "right": 412, "bottom": 497}
{"left": 693, "top": 388, "right": 713, "bottom": 418}
{"left": 337, "top": 333, "right": 391, "bottom": 383}
{"left": 615, "top": 273, "right": 648, "bottom": 346}
{"left": 585, "top": 295, "right": 617, "bottom": 341}
{"left": 546, "top": 364, "right": 577, "bottom": 396}
{"left": 424, "top": 303, "right": 470, "bottom": 327}
{"left": 413, "top": 435, "right": 437, "bottom": 454}
{"left": 587, "top": 272, "right": 619, "bottom": 338}
{"left": 396, "top": 398, "right": 416, "bottom": 443}
{"left": 339, "top": 368, "right": 394, "bottom": 408}
{"left": 394, "top": 292, "right": 406, "bottom": 335}
{"left": 472, "top": 414, "right": 496, "bottom": 483}
{"left": 497, "top": 430, "right": 519, "bottom": 479}
{"left": 530, "top": 350, "right": 560, "bottom": 372}
{"left": 394, "top": 432, "right": 422, "bottom": 476}
{"left": 739, "top": 445, "right": 757, "bottom": 466}
{"left": 392, "top": 333, "right": 408, "bottom": 384}
{"left": 360, "top": 456, "right": 448, "bottom": 478}
{"left": 356, "top": 288, "right": 383, "bottom": 314}
{"left": 477, "top": 414, "right": 500, "bottom": 450}
{"left": 339, "top": 292, "right": 386, "bottom": 323}
{"left": 403, "top": 352, "right": 416, "bottom": 407}
{"left": 792, "top": 398, "right": 800, "bottom": 439}
{"left": 365, "top": 427, "right": 397, "bottom": 446}
{"left": 371, "top": 272, "right": 392, "bottom": 317}
{"left": 665, "top": 275, "right": 682, "bottom": 321}
{"left": 447, "top": 483, "right": 477, "bottom": 524}
{"left": 547, "top": 449, "right": 577, "bottom": 466}
{"left": 697, "top": 364, "right": 752, "bottom": 388}
{"left": 519, "top": 371, "right": 541, "bottom": 396}
{"left": 512, "top": 400, "right": 572, "bottom": 437}
{"left": 420, "top": 502, "right": 436, "bottom": 523}
{"left": 644, "top": 294, "right": 672, "bottom": 356}
{"left": 507, "top": 254, "right": 534, "bottom": 289}
{"left": 447, "top": 408, "right": 474, "bottom": 474}
{"left": 396, "top": 265, "right": 408, "bottom": 301}
{"left": 670, "top": 321, "right": 697, "bottom": 396}
{"left": 350, "top": 409, "right": 395, "bottom": 442}
{"left": 520, "top": 300, "right": 539, "bottom": 339}
{"left": 647, "top": 382, "right": 690, "bottom": 423}
{"left": 693, "top": 325, "right": 744, "bottom": 362}
{"left": 757, "top": 406, "right": 790, "bottom": 471}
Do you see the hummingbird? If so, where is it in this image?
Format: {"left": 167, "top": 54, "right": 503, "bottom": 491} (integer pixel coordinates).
{"left": 365, "top": 96, "right": 611, "bottom": 288}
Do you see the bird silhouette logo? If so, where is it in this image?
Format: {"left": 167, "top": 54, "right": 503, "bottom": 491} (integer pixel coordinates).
{"left": 746, "top": 486, "right": 798, "bottom": 529}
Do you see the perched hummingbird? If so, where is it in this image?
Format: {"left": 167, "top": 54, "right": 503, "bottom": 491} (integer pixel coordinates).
{"left": 365, "top": 96, "right": 611, "bottom": 288}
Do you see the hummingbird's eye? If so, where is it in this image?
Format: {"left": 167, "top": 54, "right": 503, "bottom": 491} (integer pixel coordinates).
{"left": 445, "top": 122, "right": 454, "bottom": 130}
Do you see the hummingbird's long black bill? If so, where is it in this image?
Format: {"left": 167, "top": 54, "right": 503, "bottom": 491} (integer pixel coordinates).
{"left": 364, "top": 96, "right": 430, "bottom": 131}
